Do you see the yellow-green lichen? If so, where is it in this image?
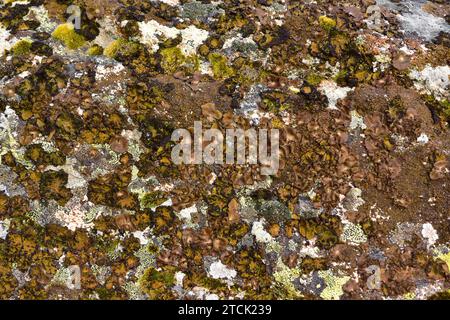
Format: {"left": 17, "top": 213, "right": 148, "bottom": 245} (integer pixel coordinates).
{"left": 403, "top": 292, "right": 416, "bottom": 300}
{"left": 434, "top": 247, "right": 450, "bottom": 270}
{"left": 87, "top": 44, "right": 104, "bottom": 56}
{"left": 318, "top": 270, "right": 350, "bottom": 300}
{"left": 104, "top": 39, "right": 124, "bottom": 58}
{"left": 138, "top": 267, "right": 175, "bottom": 299}
{"left": 11, "top": 39, "right": 32, "bottom": 56}
{"left": 140, "top": 191, "right": 168, "bottom": 210}
{"left": 208, "top": 53, "right": 234, "bottom": 79}
{"left": 159, "top": 47, "right": 192, "bottom": 74}
{"left": 272, "top": 259, "right": 303, "bottom": 298}
{"left": 306, "top": 73, "right": 324, "bottom": 86}
{"left": 51, "top": 23, "right": 86, "bottom": 50}
{"left": 319, "top": 16, "right": 336, "bottom": 31}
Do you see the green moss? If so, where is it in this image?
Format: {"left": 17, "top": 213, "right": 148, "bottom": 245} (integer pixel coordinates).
{"left": 319, "top": 15, "right": 336, "bottom": 31}
{"left": 160, "top": 47, "right": 186, "bottom": 74}
{"left": 104, "top": 39, "right": 124, "bottom": 58}
{"left": 306, "top": 73, "right": 323, "bottom": 86}
{"left": 11, "top": 39, "right": 32, "bottom": 56}
{"left": 51, "top": 23, "right": 86, "bottom": 50}
{"left": 87, "top": 44, "right": 104, "bottom": 56}
{"left": 208, "top": 53, "right": 234, "bottom": 79}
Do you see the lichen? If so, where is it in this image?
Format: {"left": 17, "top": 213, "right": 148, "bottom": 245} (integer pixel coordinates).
{"left": 51, "top": 23, "right": 86, "bottom": 50}
{"left": 11, "top": 39, "right": 32, "bottom": 55}
{"left": 208, "top": 53, "right": 234, "bottom": 79}
{"left": 319, "top": 16, "right": 336, "bottom": 31}
{"left": 317, "top": 270, "right": 350, "bottom": 300}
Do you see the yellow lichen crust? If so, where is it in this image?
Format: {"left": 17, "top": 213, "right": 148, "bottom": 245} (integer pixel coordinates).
{"left": 104, "top": 39, "right": 123, "bottom": 58}
{"left": 208, "top": 53, "right": 234, "bottom": 79}
{"left": 319, "top": 15, "right": 337, "bottom": 31}
{"left": 51, "top": 23, "right": 86, "bottom": 50}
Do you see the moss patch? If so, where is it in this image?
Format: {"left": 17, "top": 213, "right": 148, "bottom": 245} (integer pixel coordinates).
{"left": 87, "top": 44, "right": 104, "bottom": 56}
{"left": 208, "top": 53, "right": 234, "bottom": 79}
{"left": 11, "top": 39, "right": 32, "bottom": 56}
{"left": 104, "top": 39, "right": 124, "bottom": 58}
{"left": 160, "top": 47, "right": 186, "bottom": 74}
{"left": 52, "top": 23, "right": 86, "bottom": 50}
{"left": 319, "top": 15, "right": 336, "bottom": 31}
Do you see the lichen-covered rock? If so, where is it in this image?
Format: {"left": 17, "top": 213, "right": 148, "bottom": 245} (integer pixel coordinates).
{"left": 0, "top": 0, "right": 448, "bottom": 301}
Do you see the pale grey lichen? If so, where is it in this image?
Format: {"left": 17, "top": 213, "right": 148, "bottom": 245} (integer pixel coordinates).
{"left": 341, "top": 222, "right": 368, "bottom": 245}
{"left": 0, "top": 164, "right": 26, "bottom": 196}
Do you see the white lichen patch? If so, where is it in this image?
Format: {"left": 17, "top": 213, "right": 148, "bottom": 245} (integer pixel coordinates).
{"left": 175, "top": 271, "right": 185, "bottom": 287}
{"left": 349, "top": 110, "right": 367, "bottom": 130}
{"left": 50, "top": 265, "right": 79, "bottom": 289}
{"left": 409, "top": 65, "right": 450, "bottom": 100}
{"left": 396, "top": 5, "right": 450, "bottom": 41}
{"left": 207, "top": 260, "right": 237, "bottom": 281}
{"left": 0, "top": 164, "right": 26, "bottom": 196}
{"left": 179, "top": 25, "right": 210, "bottom": 55}
{"left": 159, "top": 0, "right": 180, "bottom": 6}
{"left": 138, "top": 20, "right": 208, "bottom": 55}
{"left": 138, "top": 20, "right": 178, "bottom": 51}
{"left": 132, "top": 227, "right": 151, "bottom": 245}
{"left": 94, "top": 17, "right": 119, "bottom": 48}
{"left": 0, "top": 218, "right": 10, "bottom": 240}
{"left": 416, "top": 133, "right": 429, "bottom": 144}
{"left": 318, "top": 80, "right": 353, "bottom": 110}
{"left": 176, "top": 204, "right": 198, "bottom": 228}
{"left": 343, "top": 187, "right": 365, "bottom": 212}
{"left": 25, "top": 5, "right": 57, "bottom": 33}
{"left": 54, "top": 201, "right": 95, "bottom": 231}
{"left": 91, "top": 264, "right": 111, "bottom": 286}
{"left": 222, "top": 33, "right": 261, "bottom": 60}
{"left": 95, "top": 62, "right": 125, "bottom": 81}
{"left": 421, "top": 223, "right": 438, "bottom": 249}
{"left": 135, "top": 243, "right": 157, "bottom": 278}
{"left": 122, "top": 281, "right": 147, "bottom": 300}
{"left": 373, "top": 53, "right": 391, "bottom": 72}
{"left": 238, "top": 84, "right": 270, "bottom": 125}
{"left": 121, "top": 129, "right": 146, "bottom": 161}
{"left": 30, "top": 136, "right": 58, "bottom": 153}
{"left": 389, "top": 222, "right": 421, "bottom": 249}
{"left": 0, "top": 26, "right": 13, "bottom": 55}
{"left": 251, "top": 219, "right": 273, "bottom": 244}
{"left": 0, "top": 106, "right": 33, "bottom": 169}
